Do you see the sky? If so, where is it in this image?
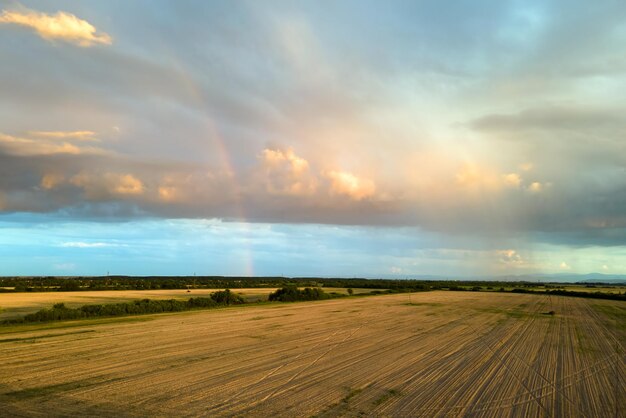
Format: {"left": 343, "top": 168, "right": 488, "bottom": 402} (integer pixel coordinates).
{"left": 1, "top": 0, "right": 625, "bottom": 277}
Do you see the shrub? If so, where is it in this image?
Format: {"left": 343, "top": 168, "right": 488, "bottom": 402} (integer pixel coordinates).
{"left": 10, "top": 295, "right": 245, "bottom": 324}
{"left": 269, "top": 286, "right": 332, "bottom": 302}
{"left": 210, "top": 289, "right": 245, "bottom": 305}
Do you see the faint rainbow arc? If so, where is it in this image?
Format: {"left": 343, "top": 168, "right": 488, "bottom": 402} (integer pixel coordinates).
{"left": 167, "top": 57, "right": 256, "bottom": 277}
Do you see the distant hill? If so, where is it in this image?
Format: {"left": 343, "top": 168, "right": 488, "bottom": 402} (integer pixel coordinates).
{"left": 573, "top": 273, "right": 626, "bottom": 284}
{"left": 382, "top": 273, "right": 626, "bottom": 284}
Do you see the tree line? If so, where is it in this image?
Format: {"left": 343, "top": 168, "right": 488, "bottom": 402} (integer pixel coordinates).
{"left": 510, "top": 288, "right": 626, "bottom": 301}
{"left": 268, "top": 286, "right": 339, "bottom": 302}
{"left": 0, "top": 276, "right": 433, "bottom": 292}
{"left": 2, "top": 290, "right": 245, "bottom": 324}
{"left": 2, "top": 287, "right": 351, "bottom": 325}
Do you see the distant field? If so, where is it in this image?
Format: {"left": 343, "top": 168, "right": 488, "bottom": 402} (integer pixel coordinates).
{"left": 0, "top": 291, "right": 623, "bottom": 417}
{"left": 560, "top": 285, "right": 625, "bottom": 294}
{"left": 477, "top": 285, "right": 625, "bottom": 294}
{"left": 0, "top": 287, "right": 371, "bottom": 320}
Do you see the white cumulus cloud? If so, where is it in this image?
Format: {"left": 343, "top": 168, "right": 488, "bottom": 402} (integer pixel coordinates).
{"left": 60, "top": 241, "right": 113, "bottom": 248}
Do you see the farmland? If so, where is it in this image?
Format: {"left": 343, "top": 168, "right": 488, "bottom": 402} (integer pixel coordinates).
{"left": 0, "top": 291, "right": 624, "bottom": 417}
{"left": 0, "top": 287, "right": 371, "bottom": 321}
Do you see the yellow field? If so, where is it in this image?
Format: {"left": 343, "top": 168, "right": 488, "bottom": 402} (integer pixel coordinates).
{"left": 482, "top": 285, "right": 624, "bottom": 294}
{"left": 0, "top": 287, "right": 370, "bottom": 320}
{"left": 560, "top": 285, "right": 625, "bottom": 294}
{"left": 0, "top": 291, "right": 624, "bottom": 417}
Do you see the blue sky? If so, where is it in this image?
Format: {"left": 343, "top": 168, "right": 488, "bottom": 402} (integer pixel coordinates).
{"left": 1, "top": 1, "right": 625, "bottom": 277}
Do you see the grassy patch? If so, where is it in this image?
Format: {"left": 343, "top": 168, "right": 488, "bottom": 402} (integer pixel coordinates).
{"left": 591, "top": 304, "right": 626, "bottom": 332}
{"left": 473, "top": 307, "right": 539, "bottom": 319}
{"left": 5, "top": 381, "right": 91, "bottom": 400}
{"left": 403, "top": 302, "right": 443, "bottom": 307}
{"left": 505, "top": 310, "right": 528, "bottom": 319}
{"left": 4, "top": 376, "right": 123, "bottom": 400}
{"left": 341, "top": 387, "right": 363, "bottom": 403}
{"left": 573, "top": 323, "right": 600, "bottom": 357}
{"left": 311, "top": 387, "right": 365, "bottom": 418}
{"left": 0, "top": 329, "right": 95, "bottom": 344}
{"left": 373, "top": 389, "right": 401, "bottom": 406}
{"left": 0, "top": 315, "right": 155, "bottom": 335}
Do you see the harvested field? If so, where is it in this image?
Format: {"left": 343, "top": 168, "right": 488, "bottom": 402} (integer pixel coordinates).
{"left": 0, "top": 288, "right": 274, "bottom": 320}
{"left": 495, "top": 285, "right": 625, "bottom": 295}
{"left": 560, "top": 285, "right": 625, "bottom": 294}
{"left": 0, "top": 287, "right": 370, "bottom": 321}
{"left": 0, "top": 291, "right": 623, "bottom": 417}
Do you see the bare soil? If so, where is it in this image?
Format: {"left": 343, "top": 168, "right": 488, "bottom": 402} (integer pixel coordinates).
{"left": 0, "top": 291, "right": 623, "bottom": 417}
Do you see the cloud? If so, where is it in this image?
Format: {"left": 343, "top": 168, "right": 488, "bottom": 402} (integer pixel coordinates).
{"left": 40, "top": 173, "right": 64, "bottom": 190}
{"left": 519, "top": 163, "right": 533, "bottom": 172}
{"left": 455, "top": 164, "right": 525, "bottom": 194}
{"left": 29, "top": 131, "right": 98, "bottom": 141}
{"left": 455, "top": 164, "right": 500, "bottom": 191}
{"left": 259, "top": 148, "right": 317, "bottom": 196}
{"left": 70, "top": 172, "right": 145, "bottom": 198}
{"left": 257, "top": 148, "right": 378, "bottom": 202}
{"left": 527, "top": 182, "right": 542, "bottom": 193}
{"left": 559, "top": 261, "right": 571, "bottom": 270}
{"left": 262, "top": 148, "right": 310, "bottom": 175}
{"left": 0, "top": 1, "right": 625, "bottom": 254}
{"left": 53, "top": 262, "right": 76, "bottom": 270}
{"left": 109, "top": 174, "right": 144, "bottom": 195}
{"left": 1, "top": 141, "right": 624, "bottom": 247}
{"left": 527, "top": 182, "right": 545, "bottom": 193}
{"left": 0, "top": 131, "right": 106, "bottom": 156}
{"left": 0, "top": 7, "right": 112, "bottom": 47}
{"left": 0, "top": 132, "right": 80, "bottom": 155}
{"left": 60, "top": 241, "right": 114, "bottom": 248}
{"left": 325, "top": 170, "right": 376, "bottom": 200}
{"left": 158, "top": 185, "right": 178, "bottom": 202}
{"left": 497, "top": 249, "right": 523, "bottom": 265}
{"left": 502, "top": 173, "right": 522, "bottom": 188}
{"left": 111, "top": 174, "right": 142, "bottom": 195}
{"left": 468, "top": 105, "right": 626, "bottom": 138}
{"left": 153, "top": 171, "right": 230, "bottom": 205}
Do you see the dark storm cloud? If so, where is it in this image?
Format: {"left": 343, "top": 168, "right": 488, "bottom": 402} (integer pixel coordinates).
{"left": 470, "top": 106, "right": 626, "bottom": 135}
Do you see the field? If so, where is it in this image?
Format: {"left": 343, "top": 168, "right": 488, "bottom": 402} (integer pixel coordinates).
{"left": 559, "top": 285, "right": 625, "bottom": 294}
{"left": 0, "top": 291, "right": 624, "bottom": 417}
{"left": 0, "top": 287, "right": 371, "bottom": 321}
{"left": 491, "top": 285, "right": 625, "bottom": 295}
